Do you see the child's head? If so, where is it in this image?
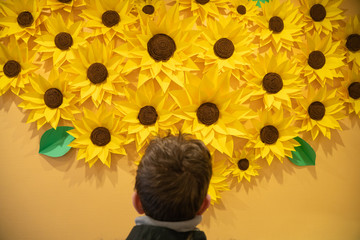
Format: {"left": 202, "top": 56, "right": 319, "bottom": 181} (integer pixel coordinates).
{"left": 133, "top": 134, "right": 212, "bottom": 222}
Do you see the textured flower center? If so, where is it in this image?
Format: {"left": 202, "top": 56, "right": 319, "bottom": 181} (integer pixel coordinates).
{"left": 348, "top": 82, "right": 360, "bottom": 100}
{"left": 87, "top": 63, "right": 108, "bottom": 84}
{"left": 91, "top": 127, "right": 111, "bottom": 146}
{"left": 237, "top": 5, "right": 246, "bottom": 15}
{"left": 3, "top": 60, "right": 21, "bottom": 78}
{"left": 260, "top": 125, "right": 279, "bottom": 144}
{"left": 269, "top": 16, "right": 284, "bottom": 33}
{"left": 310, "top": 4, "right": 326, "bottom": 22}
{"left": 237, "top": 158, "right": 249, "bottom": 171}
{"left": 346, "top": 34, "right": 360, "bottom": 52}
{"left": 262, "top": 72, "right": 283, "bottom": 94}
{"left": 142, "top": 5, "right": 155, "bottom": 14}
{"left": 54, "top": 32, "right": 73, "bottom": 50}
{"left": 58, "top": 0, "right": 72, "bottom": 3}
{"left": 197, "top": 102, "right": 219, "bottom": 126}
{"left": 44, "top": 88, "right": 63, "bottom": 109}
{"left": 147, "top": 34, "right": 176, "bottom": 62}
{"left": 138, "top": 106, "right": 158, "bottom": 125}
{"left": 308, "top": 50, "right": 326, "bottom": 69}
{"left": 102, "top": 10, "right": 120, "bottom": 27}
{"left": 308, "top": 101, "right": 325, "bottom": 120}
{"left": 213, "top": 38, "right": 235, "bottom": 59}
{"left": 17, "top": 11, "right": 34, "bottom": 28}
{"left": 196, "top": 0, "right": 209, "bottom": 5}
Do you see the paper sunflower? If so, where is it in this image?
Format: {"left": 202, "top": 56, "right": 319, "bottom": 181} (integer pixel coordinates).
{"left": 18, "top": 70, "right": 80, "bottom": 130}
{"left": 299, "top": 0, "right": 344, "bottom": 36}
{"left": 296, "top": 88, "right": 345, "bottom": 140}
{"left": 298, "top": 33, "right": 344, "bottom": 87}
{"left": 68, "top": 105, "right": 127, "bottom": 168}
{"left": 44, "top": 0, "right": 85, "bottom": 13}
{"left": 196, "top": 16, "right": 254, "bottom": 78}
{"left": 339, "top": 67, "right": 360, "bottom": 117}
{"left": 339, "top": 16, "right": 360, "bottom": 69}
{"left": 0, "top": 37, "right": 38, "bottom": 96}
{"left": 0, "top": 0, "right": 45, "bottom": 43}
{"left": 115, "top": 4, "right": 199, "bottom": 92}
{"left": 249, "top": 110, "right": 300, "bottom": 165}
{"left": 80, "top": 0, "right": 137, "bottom": 42}
{"left": 114, "top": 82, "right": 180, "bottom": 151}
{"left": 257, "top": 0, "right": 303, "bottom": 53}
{"left": 35, "top": 13, "right": 87, "bottom": 67}
{"left": 132, "top": 0, "right": 166, "bottom": 24}
{"left": 244, "top": 51, "right": 304, "bottom": 111}
{"left": 208, "top": 154, "right": 231, "bottom": 205}
{"left": 228, "top": 148, "right": 261, "bottom": 183}
{"left": 62, "top": 39, "right": 126, "bottom": 107}
{"left": 228, "top": 0, "right": 260, "bottom": 28}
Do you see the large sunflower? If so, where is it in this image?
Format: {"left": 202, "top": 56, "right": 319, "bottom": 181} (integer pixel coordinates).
{"left": 35, "top": 13, "right": 87, "bottom": 67}
{"left": 68, "top": 105, "right": 127, "bottom": 168}
{"left": 296, "top": 88, "right": 345, "bottom": 140}
{"left": 228, "top": 148, "right": 261, "bottom": 183}
{"left": 62, "top": 38, "right": 127, "bottom": 107}
{"left": 0, "top": 37, "right": 38, "bottom": 96}
{"left": 339, "top": 67, "right": 360, "bottom": 117}
{"left": 228, "top": 0, "right": 260, "bottom": 28}
{"left": 18, "top": 70, "right": 79, "bottom": 130}
{"left": 44, "top": 0, "right": 85, "bottom": 13}
{"left": 299, "top": 0, "right": 344, "bottom": 36}
{"left": 115, "top": 4, "right": 200, "bottom": 92}
{"left": 257, "top": 0, "right": 303, "bottom": 53}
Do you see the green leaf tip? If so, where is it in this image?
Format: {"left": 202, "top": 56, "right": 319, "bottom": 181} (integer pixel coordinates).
{"left": 287, "top": 136, "right": 316, "bottom": 166}
{"left": 39, "top": 126, "right": 75, "bottom": 158}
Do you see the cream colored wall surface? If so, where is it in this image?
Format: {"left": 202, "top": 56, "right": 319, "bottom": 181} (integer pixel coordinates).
{"left": 1, "top": 1, "right": 360, "bottom": 240}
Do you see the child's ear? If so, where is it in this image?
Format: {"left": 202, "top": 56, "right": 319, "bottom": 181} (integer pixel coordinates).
{"left": 132, "top": 192, "right": 145, "bottom": 214}
{"left": 197, "top": 194, "right": 211, "bottom": 215}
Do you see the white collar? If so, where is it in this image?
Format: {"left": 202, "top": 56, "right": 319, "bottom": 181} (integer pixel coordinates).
{"left": 135, "top": 215, "right": 202, "bottom": 232}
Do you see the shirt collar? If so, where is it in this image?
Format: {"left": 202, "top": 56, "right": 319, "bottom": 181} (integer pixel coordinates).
{"left": 135, "top": 215, "right": 202, "bottom": 232}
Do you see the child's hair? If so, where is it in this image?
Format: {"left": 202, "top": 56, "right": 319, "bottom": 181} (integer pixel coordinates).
{"left": 135, "top": 133, "right": 212, "bottom": 222}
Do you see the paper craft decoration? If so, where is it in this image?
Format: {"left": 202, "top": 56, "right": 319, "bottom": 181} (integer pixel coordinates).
{"left": 39, "top": 126, "right": 75, "bottom": 157}
{"left": 287, "top": 137, "right": 316, "bottom": 166}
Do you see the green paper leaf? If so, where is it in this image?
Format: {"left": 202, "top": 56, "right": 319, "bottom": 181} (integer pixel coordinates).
{"left": 287, "top": 137, "right": 316, "bottom": 166}
{"left": 39, "top": 126, "right": 75, "bottom": 158}
{"left": 253, "top": 0, "right": 270, "bottom": 8}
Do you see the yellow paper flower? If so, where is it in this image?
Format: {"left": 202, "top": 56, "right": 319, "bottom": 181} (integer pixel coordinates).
{"left": 80, "top": 0, "right": 137, "bottom": 42}
{"left": 228, "top": 0, "right": 260, "bottom": 28}
{"left": 114, "top": 82, "right": 180, "bottom": 151}
{"left": 132, "top": 0, "right": 167, "bottom": 24}
{"left": 115, "top": 4, "right": 200, "bottom": 92}
{"left": 249, "top": 110, "right": 300, "bottom": 165}
{"left": 296, "top": 88, "right": 345, "bottom": 140}
{"left": 45, "top": 0, "right": 85, "bottom": 13}
{"left": 244, "top": 50, "right": 304, "bottom": 111}
{"left": 339, "top": 67, "right": 360, "bottom": 117}
{"left": 197, "top": 16, "right": 254, "bottom": 78}
{"left": 62, "top": 39, "right": 127, "bottom": 107}
{"left": 228, "top": 148, "right": 261, "bottom": 183}
{"left": 35, "top": 13, "right": 87, "bottom": 67}
{"left": 0, "top": 0, "right": 45, "bottom": 43}
{"left": 257, "top": 0, "right": 303, "bottom": 53}
{"left": 208, "top": 154, "right": 231, "bottom": 205}
{"left": 68, "top": 105, "right": 127, "bottom": 168}
{"left": 0, "top": 37, "right": 38, "bottom": 96}
{"left": 299, "top": 0, "right": 344, "bottom": 36}
{"left": 18, "top": 70, "right": 80, "bottom": 130}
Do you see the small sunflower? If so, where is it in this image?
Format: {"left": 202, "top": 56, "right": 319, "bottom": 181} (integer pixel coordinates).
{"left": 35, "top": 13, "right": 87, "bottom": 67}
{"left": 44, "top": 0, "right": 85, "bottom": 13}
{"left": 62, "top": 38, "right": 127, "bottom": 107}
{"left": 228, "top": 0, "right": 260, "bottom": 28}
{"left": 257, "top": 0, "right": 303, "bottom": 53}
{"left": 299, "top": 0, "right": 344, "bottom": 36}
{"left": 0, "top": 37, "right": 38, "bottom": 96}
{"left": 296, "top": 87, "right": 345, "bottom": 140}
{"left": 177, "top": 0, "right": 228, "bottom": 23}
{"left": 132, "top": 0, "right": 167, "bottom": 24}
{"left": 0, "top": 0, "right": 45, "bottom": 43}
{"left": 228, "top": 148, "right": 261, "bottom": 183}
{"left": 18, "top": 70, "right": 80, "bottom": 130}
{"left": 68, "top": 105, "right": 127, "bottom": 168}
{"left": 339, "top": 67, "right": 360, "bottom": 117}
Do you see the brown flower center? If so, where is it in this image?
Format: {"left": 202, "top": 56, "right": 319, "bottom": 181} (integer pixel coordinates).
{"left": 346, "top": 34, "right": 360, "bottom": 53}
{"left": 91, "top": 127, "right": 111, "bottom": 146}
{"left": 58, "top": 0, "right": 72, "bottom": 3}
{"left": 260, "top": 125, "right": 279, "bottom": 144}
{"left": 54, "top": 32, "right": 73, "bottom": 50}
{"left": 237, "top": 158, "right": 249, "bottom": 171}
{"left": 213, "top": 38, "right": 235, "bottom": 59}
{"left": 310, "top": 4, "right": 326, "bottom": 22}
{"left": 262, "top": 72, "right": 283, "bottom": 94}
{"left": 147, "top": 34, "right": 176, "bottom": 62}
{"left": 87, "top": 63, "right": 108, "bottom": 84}
{"left": 269, "top": 16, "right": 284, "bottom": 33}
{"left": 308, "top": 101, "right": 325, "bottom": 120}
{"left": 237, "top": 5, "right": 246, "bottom": 15}
{"left": 348, "top": 82, "right": 360, "bottom": 100}
{"left": 197, "top": 102, "right": 219, "bottom": 126}
{"left": 102, "top": 10, "right": 120, "bottom": 27}
{"left": 17, "top": 11, "right": 34, "bottom": 28}
{"left": 44, "top": 88, "right": 63, "bottom": 109}
{"left": 3, "top": 60, "right": 21, "bottom": 78}
{"left": 308, "top": 50, "right": 326, "bottom": 69}
{"left": 142, "top": 5, "right": 155, "bottom": 15}
{"left": 138, "top": 106, "right": 158, "bottom": 126}
{"left": 196, "top": 0, "right": 209, "bottom": 5}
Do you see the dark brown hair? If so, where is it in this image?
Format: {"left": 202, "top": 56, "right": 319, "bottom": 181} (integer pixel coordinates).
{"left": 135, "top": 134, "right": 212, "bottom": 222}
